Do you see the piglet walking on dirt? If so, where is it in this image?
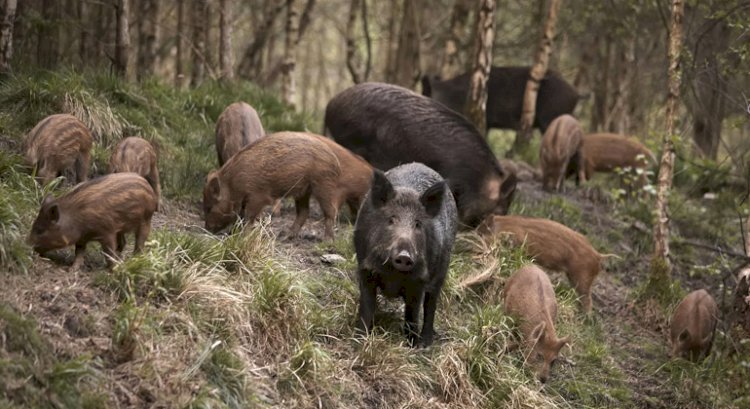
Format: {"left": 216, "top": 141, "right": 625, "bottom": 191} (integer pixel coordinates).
{"left": 28, "top": 173, "right": 157, "bottom": 271}
{"left": 670, "top": 289, "right": 718, "bottom": 361}
{"left": 354, "top": 163, "right": 458, "bottom": 347}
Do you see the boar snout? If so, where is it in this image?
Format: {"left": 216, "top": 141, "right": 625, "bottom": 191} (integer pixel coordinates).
{"left": 392, "top": 249, "right": 414, "bottom": 271}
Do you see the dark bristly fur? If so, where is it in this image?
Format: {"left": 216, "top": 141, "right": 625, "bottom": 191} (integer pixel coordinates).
{"left": 109, "top": 136, "right": 161, "bottom": 210}
{"left": 215, "top": 101, "right": 266, "bottom": 166}
{"left": 422, "top": 66, "right": 580, "bottom": 132}
{"left": 325, "top": 82, "right": 516, "bottom": 228}
{"left": 540, "top": 114, "right": 584, "bottom": 192}
{"left": 670, "top": 289, "right": 718, "bottom": 361}
{"left": 24, "top": 113, "right": 93, "bottom": 185}
{"left": 28, "top": 173, "right": 157, "bottom": 271}
{"left": 354, "top": 163, "right": 458, "bottom": 347}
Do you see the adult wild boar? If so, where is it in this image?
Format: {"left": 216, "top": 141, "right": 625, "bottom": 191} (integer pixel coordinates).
{"left": 28, "top": 173, "right": 157, "bottom": 271}
{"left": 422, "top": 66, "right": 580, "bottom": 132}
{"left": 504, "top": 264, "right": 570, "bottom": 383}
{"left": 325, "top": 82, "right": 516, "bottom": 228}
{"left": 354, "top": 163, "right": 458, "bottom": 347}
{"left": 109, "top": 136, "right": 161, "bottom": 210}
{"left": 480, "top": 215, "right": 612, "bottom": 313}
{"left": 670, "top": 289, "right": 719, "bottom": 361}
{"left": 203, "top": 132, "right": 363, "bottom": 240}
{"left": 215, "top": 101, "right": 266, "bottom": 166}
{"left": 572, "top": 133, "right": 655, "bottom": 186}
{"left": 540, "top": 114, "right": 584, "bottom": 191}
{"left": 24, "top": 114, "right": 93, "bottom": 185}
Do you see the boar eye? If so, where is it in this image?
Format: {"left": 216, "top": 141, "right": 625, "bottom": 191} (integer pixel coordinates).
{"left": 388, "top": 216, "right": 396, "bottom": 225}
{"left": 414, "top": 220, "right": 422, "bottom": 229}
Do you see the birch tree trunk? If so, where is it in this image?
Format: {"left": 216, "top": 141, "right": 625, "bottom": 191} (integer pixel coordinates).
{"left": 512, "top": 0, "right": 561, "bottom": 152}
{"left": 440, "top": 0, "right": 471, "bottom": 80}
{"left": 114, "top": 0, "right": 132, "bottom": 79}
{"left": 175, "top": 0, "right": 186, "bottom": 87}
{"left": 0, "top": 0, "right": 17, "bottom": 74}
{"left": 281, "top": 0, "right": 299, "bottom": 107}
{"left": 345, "top": 0, "right": 363, "bottom": 84}
{"left": 219, "top": 0, "right": 233, "bottom": 81}
{"left": 464, "top": 0, "right": 495, "bottom": 136}
{"left": 650, "top": 0, "right": 685, "bottom": 284}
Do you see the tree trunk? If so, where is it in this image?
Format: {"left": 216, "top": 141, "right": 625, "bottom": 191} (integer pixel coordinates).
{"left": 190, "top": 0, "right": 208, "bottom": 87}
{"left": 37, "top": 0, "right": 59, "bottom": 69}
{"left": 513, "top": 0, "right": 561, "bottom": 153}
{"left": 237, "top": 0, "right": 285, "bottom": 80}
{"left": 606, "top": 37, "right": 635, "bottom": 134}
{"left": 114, "top": 0, "right": 131, "bottom": 79}
{"left": 591, "top": 36, "right": 612, "bottom": 132}
{"left": 0, "top": 0, "right": 17, "bottom": 74}
{"left": 175, "top": 0, "right": 186, "bottom": 87}
{"left": 218, "top": 0, "right": 233, "bottom": 81}
{"left": 77, "top": 0, "right": 89, "bottom": 66}
{"left": 281, "top": 0, "right": 299, "bottom": 107}
{"left": 297, "top": 0, "right": 316, "bottom": 43}
{"left": 345, "top": 0, "right": 371, "bottom": 84}
{"left": 650, "top": 0, "right": 685, "bottom": 284}
{"left": 464, "top": 0, "right": 495, "bottom": 136}
{"left": 384, "top": 0, "right": 399, "bottom": 83}
{"left": 137, "top": 0, "right": 160, "bottom": 79}
{"left": 439, "top": 0, "right": 471, "bottom": 80}
{"left": 393, "top": 0, "right": 421, "bottom": 89}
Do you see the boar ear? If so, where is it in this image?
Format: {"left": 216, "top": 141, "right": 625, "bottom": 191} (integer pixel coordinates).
{"left": 530, "top": 321, "right": 547, "bottom": 344}
{"left": 420, "top": 181, "right": 446, "bottom": 218}
{"left": 370, "top": 169, "right": 394, "bottom": 208}
{"left": 206, "top": 171, "right": 221, "bottom": 197}
{"left": 48, "top": 204, "right": 60, "bottom": 223}
{"left": 495, "top": 173, "right": 517, "bottom": 215}
{"left": 678, "top": 329, "right": 690, "bottom": 343}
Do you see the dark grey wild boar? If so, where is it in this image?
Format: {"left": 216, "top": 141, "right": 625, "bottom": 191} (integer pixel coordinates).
{"left": 215, "top": 101, "right": 266, "bottom": 166}
{"left": 325, "top": 82, "right": 516, "bottom": 228}
{"left": 504, "top": 264, "right": 569, "bottom": 383}
{"left": 540, "top": 114, "right": 584, "bottom": 191}
{"left": 109, "top": 136, "right": 161, "bottom": 210}
{"left": 422, "top": 66, "right": 580, "bottom": 132}
{"left": 354, "top": 163, "right": 458, "bottom": 347}
{"left": 24, "top": 114, "right": 93, "bottom": 185}
{"left": 28, "top": 173, "right": 157, "bottom": 271}
{"left": 670, "top": 289, "right": 718, "bottom": 361}
{"left": 203, "top": 132, "right": 347, "bottom": 240}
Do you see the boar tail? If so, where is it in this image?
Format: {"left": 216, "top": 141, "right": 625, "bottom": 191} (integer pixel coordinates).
{"left": 598, "top": 253, "right": 622, "bottom": 260}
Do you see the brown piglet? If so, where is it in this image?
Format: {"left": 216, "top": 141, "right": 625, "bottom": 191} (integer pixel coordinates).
{"left": 480, "top": 215, "right": 611, "bottom": 313}
{"left": 24, "top": 114, "right": 93, "bottom": 185}
{"left": 504, "top": 264, "right": 570, "bottom": 383}
{"left": 109, "top": 136, "right": 161, "bottom": 210}
{"left": 670, "top": 289, "right": 719, "bottom": 361}
{"left": 203, "top": 132, "right": 357, "bottom": 240}
{"left": 540, "top": 114, "right": 584, "bottom": 191}
{"left": 311, "top": 134, "right": 373, "bottom": 217}
{"left": 574, "top": 133, "right": 655, "bottom": 186}
{"left": 215, "top": 101, "right": 266, "bottom": 166}
{"left": 28, "top": 173, "right": 157, "bottom": 271}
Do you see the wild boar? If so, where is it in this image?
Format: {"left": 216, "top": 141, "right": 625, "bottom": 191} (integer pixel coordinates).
{"left": 571, "top": 133, "right": 655, "bottom": 186}
{"left": 24, "top": 113, "right": 93, "bottom": 185}
{"left": 540, "top": 114, "right": 584, "bottom": 192}
{"left": 109, "top": 136, "right": 161, "bottom": 210}
{"left": 354, "top": 163, "right": 458, "bottom": 347}
{"left": 28, "top": 173, "right": 157, "bottom": 271}
{"left": 215, "top": 101, "right": 266, "bottom": 166}
{"left": 479, "top": 215, "right": 610, "bottom": 313}
{"left": 504, "top": 264, "right": 569, "bottom": 383}
{"left": 670, "top": 289, "right": 719, "bottom": 361}
{"left": 311, "top": 134, "right": 373, "bottom": 217}
{"left": 325, "top": 82, "right": 516, "bottom": 228}
{"left": 203, "top": 132, "right": 353, "bottom": 240}
{"left": 422, "top": 66, "right": 580, "bottom": 132}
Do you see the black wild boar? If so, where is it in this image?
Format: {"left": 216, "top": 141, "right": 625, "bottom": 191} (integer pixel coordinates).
{"left": 109, "top": 136, "right": 161, "bottom": 210}
{"left": 203, "top": 132, "right": 350, "bottom": 240}
{"left": 215, "top": 101, "right": 266, "bottom": 166}
{"left": 670, "top": 289, "right": 719, "bottom": 361}
{"left": 28, "top": 173, "right": 157, "bottom": 271}
{"left": 354, "top": 163, "right": 458, "bottom": 347}
{"left": 325, "top": 82, "right": 516, "bottom": 228}
{"left": 422, "top": 66, "right": 580, "bottom": 133}
{"left": 24, "top": 114, "right": 93, "bottom": 185}
{"left": 540, "top": 114, "right": 584, "bottom": 191}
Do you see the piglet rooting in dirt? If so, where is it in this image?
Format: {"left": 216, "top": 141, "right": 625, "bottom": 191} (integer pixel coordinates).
{"left": 540, "top": 114, "right": 584, "bottom": 192}
{"left": 504, "top": 264, "right": 569, "bottom": 383}
{"left": 109, "top": 136, "right": 161, "bottom": 210}
{"left": 28, "top": 173, "right": 157, "bottom": 271}
{"left": 354, "top": 163, "right": 458, "bottom": 347}
{"left": 670, "top": 289, "right": 718, "bottom": 361}
{"left": 24, "top": 113, "right": 93, "bottom": 185}
{"left": 480, "top": 215, "right": 612, "bottom": 313}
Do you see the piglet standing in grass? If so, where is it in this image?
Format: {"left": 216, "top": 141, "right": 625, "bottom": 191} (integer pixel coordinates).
{"left": 354, "top": 163, "right": 458, "bottom": 347}
{"left": 109, "top": 136, "right": 161, "bottom": 210}
{"left": 28, "top": 173, "right": 157, "bottom": 271}
{"left": 670, "top": 289, "right": 719, "bottom": 361}
{"left": 24, "top": 113, "right": 93, "bottom": 185}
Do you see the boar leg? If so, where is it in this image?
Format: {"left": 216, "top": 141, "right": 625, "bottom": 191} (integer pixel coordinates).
{"left": 289, "top": 194, "right": 311, "bottom": 238}
{"left": 116, "top": 233, "right": 127, "bottom": 254}
{"left": 573, "top": 273, "right": 595, "bottom": 314}
{"left": 70, "top": 243, "right": 87, "bottom": 271}
{"left": 356, "top": 272, "right": 377, "bottom": 334}
{"left": 419, "top": 289, "right": 441, "bottom": 347}
{"left": 318, "top": 198, "right": 339, "bottom": 241}
{"left": 134, "top": 219, "right": 152, "bottom": 253}
{"left": 403, "top": 290, "right": 424, "bottom": 347}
